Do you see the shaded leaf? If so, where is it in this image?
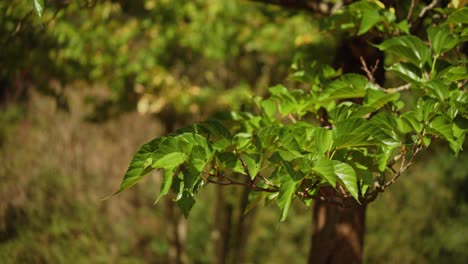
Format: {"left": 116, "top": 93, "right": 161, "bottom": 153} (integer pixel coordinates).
{"left": 448, "top": 7, "right": 468, "bottom": 24}
{"left": 277, "top": 178, "right": 298, "bottom": 222}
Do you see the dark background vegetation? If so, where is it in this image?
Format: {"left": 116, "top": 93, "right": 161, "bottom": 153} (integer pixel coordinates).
{"left": 1, "top": 0, "right": 467, "bottom": 263}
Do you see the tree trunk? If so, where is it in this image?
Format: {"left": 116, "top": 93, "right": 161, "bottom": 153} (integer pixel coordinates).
{"left": 231, "top": 187, "right": 255, "bottom": 264}
{"left": 308, "top": 197, "right": 366, "bottom": 264}
{"left": 213, "top": 186, "right": 233, "bottom": 264}
{"left": 308, "top": 32, "right": 384, "bottom": 263}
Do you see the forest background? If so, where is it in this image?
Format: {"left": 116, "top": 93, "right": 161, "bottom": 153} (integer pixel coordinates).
{"left": 1, "top": 0, "right": 467, "bottom": 263}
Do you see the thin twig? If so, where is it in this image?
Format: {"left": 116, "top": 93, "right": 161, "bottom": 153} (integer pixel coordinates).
{"left": 419, "top": 0, "right": 439, "bottom": 18}
{"left": 360, "top": 56, "right": 379, "bottom": 83}
{"left": 257, "top": 175, "right": 279, "bottom": 189}
{"left": 407, "top": 0, "right": 417, "bottom": 21}
{"left": 385, "top": 84, "right": 411, "bottom": 93}
{"left": 287, "top": 114, "right": 297, "bottom": 123}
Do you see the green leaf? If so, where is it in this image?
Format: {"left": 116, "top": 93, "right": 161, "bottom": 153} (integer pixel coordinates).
{"left": 116, "top": 138, "right": 163, "bottom": 194}
{"left": 364, "top": 89, "right": 400, "bottom": 110}
{"left": 333, "top": 161, "right": 359, "bottom": 201}
{"left": 334, "top": 118, "right": 396, "bottom": 148}
{"left": 29, "top": 0, "right": 44, "bottom": 17}
{"left": 261, "top": 99, "right": 277, "bottom": 119}
{"left": 152, "top": 152, "right": 187, "bottom": 169}
{"left": 375, "top": 36, "right": 430, "bottom": 67}
{"left": 358, "top": 7, "right": 381, "bottom": 35}
{"left": 157, "top": 169, "right": 176, "bottom": 204}
{"left": 277, "top": 178, "right": 298, "bottom": 222}
{"left": 175, "top": 191, "right": 196, "bottom": 218}
{"left": 448, "top": 7, "right": 468, "bottom": 24}
{"left": 397, "top": 112, "right": 423, "bottom": 134}
{"left": 314, "top": 128, "right": 333, "bottom": 154}
{"left": 312, "top": 158, "right": 337, "bottom": 187}
{"left": 440, "top": 66, "right": 468, "bottom": 82}
{"left": 423, "top": 79, "right": 450, "bottom": 102}
{"left": 429, "top": 115, "right": 462, "bottom": 154}
{"left": 319, "top": 74, "right": 369, "bottom": 102}
{"left": 396, "top": 20, "right": 410, "bottom": 34}
{"left": 387, "top": 63, "right": 423, "bottom": 84}
{"left": 217, "top": 152, "right": 244, "bottom": 174}
{"left": 427, "top": 25, "right": 459, "bottom": 55}
{"left": 415, "top": 98, "right": 440, "bottom": 121}
{"left": 241, "top": 153, "right": 262, "bottom": 179}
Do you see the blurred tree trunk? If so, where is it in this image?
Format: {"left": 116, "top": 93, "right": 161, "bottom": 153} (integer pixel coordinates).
{"left": 160, "top": 109, "right": 189, "bottom": 264}
{"left": 213, "top": 186, "right": 233, "bottom": 264}
{"left": 231, "top": 184, "right": 255, "bottom": 263}
{"left": 165, "top": 198, "right": 188, "bottom": 264}
{"left": 308, "top": 193, "right": 366, "bottom": 264}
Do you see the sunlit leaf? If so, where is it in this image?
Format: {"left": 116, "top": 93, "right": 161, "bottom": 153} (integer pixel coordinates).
{"left": 312, "top": 158, "right": 337, "bottom": 186}
{"left": 116, "top": 138, "right": 163, "bottom": 194}
{"left": 375, "top": 36, "right": 430, "bottom": 67}
{"left": 387, "top": 63, "right": 423, "bottom": 84}
{"left": 333, "top": 161, "right": 359, "bottom": 201}
{"left": 29, "top": 0, "right": 44, "bottom": 17}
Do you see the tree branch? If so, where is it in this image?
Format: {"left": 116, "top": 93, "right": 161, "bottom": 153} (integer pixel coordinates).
{"left": 419, "top": 0, "right": 439, "bottom": 18}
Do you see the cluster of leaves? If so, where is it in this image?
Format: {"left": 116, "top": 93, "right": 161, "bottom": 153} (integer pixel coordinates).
{"left": 116, "top": 4, "right": 467, "bottom": 221}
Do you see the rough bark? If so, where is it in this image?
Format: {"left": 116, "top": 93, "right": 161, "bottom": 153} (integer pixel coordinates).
{"left": 308, "top": 191, "right": 366, "bottom": 264}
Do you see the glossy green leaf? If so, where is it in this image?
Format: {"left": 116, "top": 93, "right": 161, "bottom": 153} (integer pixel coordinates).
{"left": 334, "top": 118, "right": 396, "bottom": 148}
{"left": 375, "top": 36, "right": 430, "bottom": 67}
{"left": 397, "top": 112, "right": 423, "bottom": 134}
{"left": 116, "top": 138, "right": 163, "bottom": 194}
{"left": 415, "top": 98, "right": 440, "bottom": 121}
{"left": 364, "top": 89, "right": 400, "bottom": 110}
{"left": 333, "top": 161, "right": 359, "bottom": 201}
{"left": 319, "top": 74, "right": 369, "bottom": 102}
{"left": 424, "top": 80, "right": 450, "bottom": 102}
{"left": 427, "top": 26, "right": 459, "bottom": 55}
{"left": 387, "top": 62, "right": 423, "bottom": 84}
{"left": 312, "top": 158, "right": 337, "bottom": 186}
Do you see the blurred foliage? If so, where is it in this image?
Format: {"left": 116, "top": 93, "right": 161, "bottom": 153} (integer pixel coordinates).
{"left": 1, "top": 92, "right": 467, "bottom": 263}
{"left": 1, "top": 0, "right": 322, "bottom": 120}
